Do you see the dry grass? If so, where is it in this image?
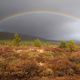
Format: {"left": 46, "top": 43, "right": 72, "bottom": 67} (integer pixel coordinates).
{"left": 0, "top": 41, "right": 80, "bottom": 80}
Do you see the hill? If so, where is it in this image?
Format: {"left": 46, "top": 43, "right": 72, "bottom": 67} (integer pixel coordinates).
{"left": 0, "top": 32, "right": 42, "bottom": 40}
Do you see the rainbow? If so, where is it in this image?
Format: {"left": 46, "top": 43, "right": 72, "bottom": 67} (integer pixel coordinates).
{"left": 0, "top": 10, "right": 80, "bottom": 23}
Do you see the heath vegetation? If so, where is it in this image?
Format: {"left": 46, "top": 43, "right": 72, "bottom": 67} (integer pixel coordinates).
{"left": 0, "top": 34, "right": 80, "bottom": 80}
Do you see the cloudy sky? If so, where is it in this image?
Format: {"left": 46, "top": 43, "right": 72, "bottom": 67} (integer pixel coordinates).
{"left": 0, "top": 0, "right": 80, "bottom": 40}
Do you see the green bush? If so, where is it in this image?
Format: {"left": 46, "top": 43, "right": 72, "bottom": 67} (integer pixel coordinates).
{"left": 12, "top": 33, "right": 21, "bottom": 46}
{"left": 67, "top": 40, "right": 78, "bottom": 52}
{"left": 60, "top": 40, "right": 79, "bottom": 52}
{"left": 33, "top": 39, "right": 42, "bottom": 47}
{"left": 59, "top": 41, "right": 67, "bottom": 48}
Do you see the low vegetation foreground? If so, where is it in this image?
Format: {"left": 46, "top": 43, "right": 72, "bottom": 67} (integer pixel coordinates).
{"left": 0, "top": 35, "right": 80, "bottom": 80}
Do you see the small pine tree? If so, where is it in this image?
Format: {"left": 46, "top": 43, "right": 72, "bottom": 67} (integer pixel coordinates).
{"left": 33, "top": 38, "right": 42, "bottom": 47}
{"left": 12, "top": 33, "right": 21, "bottom": 46}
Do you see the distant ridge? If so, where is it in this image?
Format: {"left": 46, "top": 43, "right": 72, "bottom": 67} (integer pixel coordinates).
{"left": 0, "top": 32, "right": 44, "bottom": 40}
{"left": 0, "top": 32, "right": 62, "bottom": 44}
{"left": 0, "top": 32, "right": 14, "bottom": 40}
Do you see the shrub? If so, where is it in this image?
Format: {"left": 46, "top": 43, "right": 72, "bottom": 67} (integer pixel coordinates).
{"left": 59, "top": 41, "right": 67, "bottom": 48}
{"left": 33, "top": 39, "right": 42, "bottom": 47}
{"left": 67, "top": 40, "right": 78, "bottom": 52}
{"left": 47, "top": 57, "right": 75, "bottom": 76}
{"left": 40, "top": 68, "right": 53, "bottom": 76}
{"left": 12, "top": 33, "right": 21, "bottom": 46}
{"left": 22, "top": 60, "right": 44, "bottom": 79}
{"left": 69, "top": 53, "right": 80, "bottom": 64}
{"left": 60, "top": 40, "right": 79, "bottom": 52}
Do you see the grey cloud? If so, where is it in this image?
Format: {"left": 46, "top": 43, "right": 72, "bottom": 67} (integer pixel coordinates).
{"left": 0, "top": 0, "right": 80, "bottom": 40}
{"left": 0, "top": 13, "right": 80, "bottom": 40}
{"left": 0, "top": 0, "right": 80, "bottom": 20}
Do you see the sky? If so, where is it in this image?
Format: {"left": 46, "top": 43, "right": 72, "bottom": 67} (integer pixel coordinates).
{"left": 0, "top": 0, "right": 80, "bottom": 40}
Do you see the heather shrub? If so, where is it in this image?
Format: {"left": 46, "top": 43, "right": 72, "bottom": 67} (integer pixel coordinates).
{"left": 41, "top": 52, "right": 54, "bottom": 59}
{"left": 22, "top": 60, "right": 44, "bottom": 79}
{"left": 75, "top": 64, "right": 80, "bottom": 74}
{"left": 40, "top": 68, "right": 53, "bottom": 76}
{"left": 47, "top": 57, "right": 75, "bottom": 76}
{"left": 5, "top": 59, "right": 44, "bottom": 79}
{"left": 69, "top": 53, "right": 80, "bottom": 64}
{"left": 0, "top": 57, "right": 7, "bottom": 71}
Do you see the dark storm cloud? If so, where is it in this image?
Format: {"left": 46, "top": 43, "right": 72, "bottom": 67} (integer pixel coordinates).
{"left": 0, "top": 0, "right": 80, "bottom": 20}
{"left": 0, "top": 12, "right": 80, "bottom": 40}
{"left": 0, "top": 0, "right": 80, "bottom": 40}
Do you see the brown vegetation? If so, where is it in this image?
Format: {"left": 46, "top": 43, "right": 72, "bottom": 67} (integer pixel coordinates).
{"left": 0, "top": 40, "right": 80, "bottom": 80}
